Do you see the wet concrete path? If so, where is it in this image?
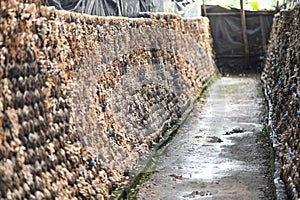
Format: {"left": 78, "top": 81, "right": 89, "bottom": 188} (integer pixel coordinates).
{"left": 137, "top": 76, "right": 274, "bottom": 200}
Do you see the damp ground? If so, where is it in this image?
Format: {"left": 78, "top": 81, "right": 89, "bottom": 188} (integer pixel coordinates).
{"left": 137, "top": 76, "right": 275, "bottom": 200}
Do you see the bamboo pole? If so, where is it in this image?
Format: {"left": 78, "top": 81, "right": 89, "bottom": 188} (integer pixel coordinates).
{"left": 240, "top": 0, "right": 249, "bottom": 66}
{"left": 202, "top": 0, "right": 207, "bottom": 17}
{"left": 259, "top": 15, "right": 267, "bottom": 52}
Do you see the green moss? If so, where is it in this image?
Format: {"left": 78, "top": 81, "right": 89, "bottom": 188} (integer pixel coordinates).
{"left": 126, "top": 155, "right": 159, "bottom": 200}
{"left": 259, "top": 126, "right": 276, "bottom": 198}
{"left": 198, "top": 75, "right": 220, "bottom": 100}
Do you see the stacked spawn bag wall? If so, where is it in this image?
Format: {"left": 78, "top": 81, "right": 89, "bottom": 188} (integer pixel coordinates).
{"left": 0, "top": 0, "right": 217, "bottom": 199}
{"left": 263, "top": 4, "right": 300, "bottom": 200}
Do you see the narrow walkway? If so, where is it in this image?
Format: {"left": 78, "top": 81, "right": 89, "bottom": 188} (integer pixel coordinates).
{"left": 138, "top": 76, "right": 274, "bottom": 200}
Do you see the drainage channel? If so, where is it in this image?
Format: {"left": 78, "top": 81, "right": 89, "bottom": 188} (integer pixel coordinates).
{"left": 261, "top": 72, "right": 288, "bottom": 200}
{"left": 135, "top": 76, "right": 276, "bottom": 200}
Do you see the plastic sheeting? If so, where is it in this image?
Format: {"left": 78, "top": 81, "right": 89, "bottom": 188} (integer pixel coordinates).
{"left": 282, "top": 0, "right": 300, "bottom": 9}
{"left": 205, "top": 5, "right": 274, "bottom": 71}
{"left": 46, "top": 0, "right": 201, "bottom": 17}
{"left": 46, "top": 0, "right": 164, "bottom": 17}
{"left": 164, "top": 0, "right": 202, "bottom": 17}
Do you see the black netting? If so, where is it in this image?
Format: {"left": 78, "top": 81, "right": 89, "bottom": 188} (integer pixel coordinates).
{"left": 204, "top": 5, "right": 274, "bottom": 71}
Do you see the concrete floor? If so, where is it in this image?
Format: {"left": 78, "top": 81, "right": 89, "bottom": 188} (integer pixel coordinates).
{"left": 137, "top": 76, "right": 275, "bottom": 200}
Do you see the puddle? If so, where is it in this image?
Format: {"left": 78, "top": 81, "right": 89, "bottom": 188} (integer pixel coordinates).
{"left": 180, "top": 161, "right": 241, "bottom": 181}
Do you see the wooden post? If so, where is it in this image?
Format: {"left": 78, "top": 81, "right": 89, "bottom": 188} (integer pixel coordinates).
{"left": 276, "top": 0, "right": 280, "bottom": 12}
{"left": 240, "top": 0, "right": 249, "bottom": 67}
{"left": 202, "top": 0, "right": 207, "bottom": 17}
